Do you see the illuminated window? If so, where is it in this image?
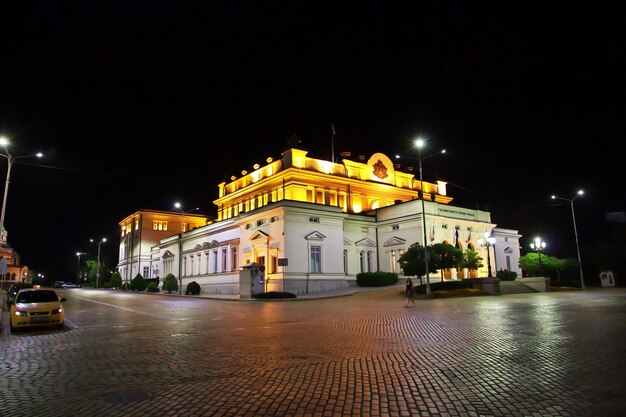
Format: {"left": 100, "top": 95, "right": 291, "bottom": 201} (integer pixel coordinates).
{"left": 271, "top": 256, "right": 277, "bottom": 274}
{"left": 231, "top": 247, "right": 238, "bottom": 271}
{"left": 361, "top": 227, "right": 368, "bottom": 233}
{"left": 390, "top": 250, "right": 397, "bottom": 273}
{"left": 134, "top": 219, "right": 139, "bottom": 230}
{"left": 153, "top": 221, "right": 168, "bottom": 231}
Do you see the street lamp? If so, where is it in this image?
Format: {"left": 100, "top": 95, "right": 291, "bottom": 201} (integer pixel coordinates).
{"left": 0, "top": 136, "right": 43, "bottom": 242}
{"left": 397, "top": 139, "right": 446, "bottom": 296}
{"left": 90, "top": 238, "right": 107, "bottom": 288}
{"left": 477, "top": 231, "right": 496, "bottom": 277}
{"left": 174, "top": 202, "right": 200, "bottom": 295}
{"left": 529, "top": 237, "right": 546, "bottom": 276}
{"left": 552, "top": 190, "right": 585, "bottom": 290}
{"left": 76, "top": 251, "right": 88, "bottom": 286}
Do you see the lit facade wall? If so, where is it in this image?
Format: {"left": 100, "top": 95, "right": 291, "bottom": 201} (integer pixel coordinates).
{"left": 120, "top": 148, "right": 522, "bottom": 295}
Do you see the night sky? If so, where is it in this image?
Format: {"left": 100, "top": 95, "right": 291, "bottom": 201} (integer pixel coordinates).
{"left": 1, "top": 2, "right": 624, "bottom": 281}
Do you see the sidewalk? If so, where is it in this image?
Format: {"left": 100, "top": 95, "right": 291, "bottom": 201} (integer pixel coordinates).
{"left": 187, "top": 282, "right": 406, "bottom": 301}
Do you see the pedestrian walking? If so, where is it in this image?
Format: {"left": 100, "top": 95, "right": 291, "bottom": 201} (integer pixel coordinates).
{"left": 404, "top": 277, "right": 415, "bottom": 307}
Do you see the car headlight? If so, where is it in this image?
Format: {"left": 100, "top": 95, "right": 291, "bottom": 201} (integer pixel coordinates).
{"left": 52, "top": 308, "right": 63, "bottom": 315}
{"left": 14, "top": 311, "right": 28, "bottom": 317}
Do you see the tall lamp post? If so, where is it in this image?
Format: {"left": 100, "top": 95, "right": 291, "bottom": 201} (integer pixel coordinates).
{"left": 0, "top": 136, "right": 43, "bottom": 242}
{"left": 477, "top": 231, "right": 496, "bottom": 277}
{"left": 397, "top": 139, "right": 446, "bottom": 296}
{"left": 552, "top": 190, "right": 585, "bottom": 290}
{"left": 174, "top": 202, "right": 199, "bottom": 295}
{"left": 530, "top": 237, "right": 546, "bottom": 276}
{"left": 76, "top": 251, "right": 88, "bottom": 286}
{"left": 90, "top": 238, "right": 107, "bottom": 288}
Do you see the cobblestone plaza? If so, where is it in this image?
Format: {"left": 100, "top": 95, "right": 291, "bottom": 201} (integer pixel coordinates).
{"left": 1, "top": 287, "right": 625, "bottom": 417}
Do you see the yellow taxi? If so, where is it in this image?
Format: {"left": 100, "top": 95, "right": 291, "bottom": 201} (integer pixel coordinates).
{"left": 9, "top": 288, "right": 66, "bottom": 333}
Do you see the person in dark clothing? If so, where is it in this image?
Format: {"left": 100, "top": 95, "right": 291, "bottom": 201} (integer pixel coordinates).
{"left": 405, "top": 277, "right": 415, "bottom": 307}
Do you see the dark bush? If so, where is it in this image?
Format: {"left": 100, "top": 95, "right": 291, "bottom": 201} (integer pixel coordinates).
{"left": 110, "top": 272, "right": 123, "bottom": 288}
{"left": 414, "top": 279, "right": 471, "bottom": 294}
{"left": 131, "top": 273, "right": 147, "bottom": 291}
{"left": 103, "top": 282, "right": 112, "bottom": 289}
{"left": 146, "top": 282, "right": 160, "bottom": 292}
{"left": 496, "top": 269, "right": 517, "bottom": 281}
{"left": 162, "top": 273, "right": 178, "bottom": 294}
{"left": 121, "top": 282, "right": 130, "bottom": 291}
{"left": 356, "top": 272, "right": 399, "bottom": 287}
{"left": 252, "top": 291, "right": 297, "bottom": 299}
{"left": 186, "top": 281, "right": 201, "bottom": 295}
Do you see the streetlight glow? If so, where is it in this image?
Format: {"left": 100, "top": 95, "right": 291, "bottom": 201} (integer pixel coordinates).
{"left": 551, "top": 190, "right": 585, "bottom": 289}
{"left": 0, "top": 136, "right": 44, "bottom": 243}
{"left": 530, "top": 237, "right": 547, "bottom": 276}
{"left": 174, "top": 203, "right": 200, "bottom": 295}
{"left": 477, "top": 232, "right": 496, "bottom": 277}
{"left": 90, "top": 238, "right": 107, "bottom": 288}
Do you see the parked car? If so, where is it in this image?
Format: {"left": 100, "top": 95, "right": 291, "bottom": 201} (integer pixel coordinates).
{"left": 54, "top": 281, "right": 66, "bottom": 288}
{"left": 6, "top": 283, "right": 34, "bottom": 308}
{"left": 61, "top": 282, "right": 80, "bottom": 288}
{"left": 9, "top": 288, "right": 66, "bottom": 333}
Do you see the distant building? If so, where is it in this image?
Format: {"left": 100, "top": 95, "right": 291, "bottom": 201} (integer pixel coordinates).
{"left": 0, "top": 230, "right": 30, "bottom": 285}
{"left": 117, "top": 148, "right": 522, "bottom": 294}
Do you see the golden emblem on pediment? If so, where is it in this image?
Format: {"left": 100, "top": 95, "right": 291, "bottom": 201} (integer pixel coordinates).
{"left": 372, "top": 159, "right": 388, "bottom": 179}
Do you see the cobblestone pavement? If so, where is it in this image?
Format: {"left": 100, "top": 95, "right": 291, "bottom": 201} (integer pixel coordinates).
{"left": 1, "top": 287, "right": 625, "bottom": 417}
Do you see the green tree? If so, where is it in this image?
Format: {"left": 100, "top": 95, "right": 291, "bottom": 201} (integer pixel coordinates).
{"left": 460, "top": 249, "right": 483, "bottom": 278}
{"left": 431, "top": 243, "right": 463, "bottom": 282}
{"left": 131, "top": 273, "right": 147, "bottom": 291}
{"left": 398, "top": 242, "right": 436, "bottom": 285}
{"left": 109, "top": 271, "right": 122, "bottom": 288}
{"left": 162, "top": 273, "right": 178, "bottom": 294}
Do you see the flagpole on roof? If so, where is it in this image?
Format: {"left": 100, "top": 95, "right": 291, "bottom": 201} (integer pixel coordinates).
{"left": 331, "top": 122, "right": 336, "bottom": 163}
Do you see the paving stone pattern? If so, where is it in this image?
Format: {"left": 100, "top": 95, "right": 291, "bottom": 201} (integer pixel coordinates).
{"left": 1, "top": 288, "right": 625, "bottom": 417}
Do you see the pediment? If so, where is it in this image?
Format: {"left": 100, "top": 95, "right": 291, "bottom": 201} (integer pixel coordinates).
{"left": 193, "top": 244, "right": 202, "bottom": 251}
{"left": 162, "top": 250, "right": 174, "bottom": 259}
{"left": 305, "top": 231, "right": 326, "bottom": 241}
{"left": 210, "top": 240, "right": 220, "bottom": 248}
{"left": 504, "top": 246, "right": 513, "bottom": 254}
{"left": 356, "top": 238, "right": 376, "bottom": 247}
{"left": 383, "top": 236, "right": 406, "bottom": 247}
{"left": 201, "top": 242, "right": 211, "bottom": 250}
{"left": 343, "top": 237, "right": 353, "bottom": 246}
{"left": 250, "top": 231, "right": 270, "bottom": 241}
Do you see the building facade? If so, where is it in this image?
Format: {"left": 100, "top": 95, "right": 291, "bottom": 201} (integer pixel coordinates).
{"left": 117, "top": 209, "right": 212, "bottom": 282}
{"left": 118, "top": 148, "right": 522, "bottom": 294}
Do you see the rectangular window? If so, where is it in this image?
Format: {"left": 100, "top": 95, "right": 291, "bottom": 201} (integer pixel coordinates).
{"left": 359, "top": 251, "right": 365, "bottom": 273}
{"left": 442, "top": 224, "right": 448, "bottom": 229}
{"left": 222, "top": 249, "right": 227, "bottom": 272}
{"left": 392, "top": 224, "right": 399, "bottom": 230}
{"left": 310, "top": 245, "right": 321, "bottom": 273}
{"left": 135, "top": 219, "right": 139, "bottom": 231}
{"left": 231, "top": 247, "right": 238, "bottom": 271}
{"left": 309, "top": 217, "right": 320, "bottom": 223}
{"left": 361, "top": 227, "right": 368, "bottom": 233}
{"left": 366, "top": 251, "right": 372, "bottom": 272}
{"left": 506, "top": 256, "right": 511, "bottom": 271}
{"left": 212, "top": 250, "right": 218, "bottom": 273}
{"left": 153, "top": 221, "right": 168, "bottom": 231}
{"left": 343, "top": 249, "right": 348, "bottom": 274}
{"left": 271, "top": 256, "right": 278, "bottom": 274}
{"left": 390, "top": 250, "right": 397, "bottom": 273}
{"left": 143, "top": 266, "right": 149, "bottom": 278}
{"left": 257, "top": 255, "right": 265, "bottom": 267}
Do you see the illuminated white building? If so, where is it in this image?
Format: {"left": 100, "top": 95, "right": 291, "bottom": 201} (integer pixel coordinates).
{"left": 118, "top": 148, "right": 522, "bottom": 294}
